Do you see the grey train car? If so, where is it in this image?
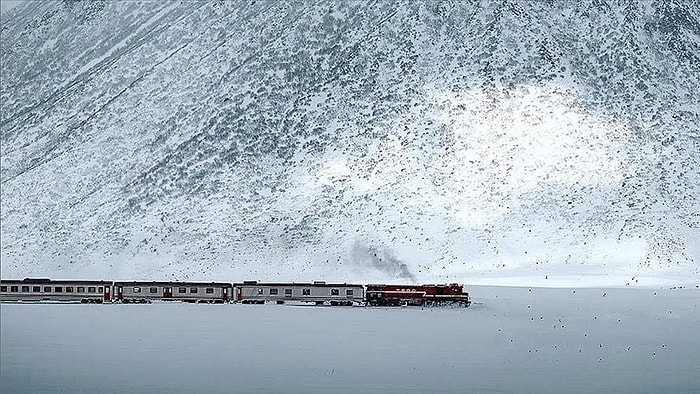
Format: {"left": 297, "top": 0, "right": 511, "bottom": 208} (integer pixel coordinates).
{"left": 235, "top": 281, "right": 365, "bottom": 305}
{"left": 114, "top": 281, "right": 233, "bottom": 303}
{"left": 0, "top": 278, "right": 112, "bottom": 303}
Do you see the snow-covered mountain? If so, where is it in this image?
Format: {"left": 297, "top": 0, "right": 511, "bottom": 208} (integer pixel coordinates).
{"left": 1, "top": 0, "right": 699, "bottom": 284}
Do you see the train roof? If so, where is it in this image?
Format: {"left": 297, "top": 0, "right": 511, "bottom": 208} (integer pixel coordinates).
{"left": 1, "top": 278, "right": 112, "bottom": 285}
{"left": 233, "top": 281, "right": 364, "bottom": 288}
{"left": 366, "top": 283, "right": 462, "bottom": 287}
{"left": 113, "top": 281, "right": 233, "bottom": 287}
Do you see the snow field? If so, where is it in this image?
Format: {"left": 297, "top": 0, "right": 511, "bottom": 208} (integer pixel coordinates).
{"left": 2, "top": 285, "right": 699, "bottom": 393}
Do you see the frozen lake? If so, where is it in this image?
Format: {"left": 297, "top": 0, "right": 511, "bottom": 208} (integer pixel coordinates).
{"left": 2, "top": 286, "right": 699, "bottom": 393}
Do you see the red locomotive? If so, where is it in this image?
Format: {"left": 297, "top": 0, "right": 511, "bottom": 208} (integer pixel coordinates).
{"left": 365, "top": 283, "right": 470, "bottom": 307}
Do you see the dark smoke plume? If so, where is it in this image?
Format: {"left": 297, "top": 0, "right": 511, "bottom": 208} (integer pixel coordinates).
{"left": 348, "top": 240, "right": 416, "bottom": 282}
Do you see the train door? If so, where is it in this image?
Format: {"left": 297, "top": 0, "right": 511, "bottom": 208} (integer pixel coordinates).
{"left": 104, "top": 285, "right": 111, "bottom": 302}
{"left": 222, "top": 287, "right": 229, "bottom": 302}
{"left": 163, "top": 287, "right": 173, "bottom": 299}
{"left": 117, "top": 286, "right": 123, "bottom": 301}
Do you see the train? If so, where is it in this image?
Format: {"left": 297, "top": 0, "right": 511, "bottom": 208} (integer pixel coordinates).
{"left": 0, "top": 278, "right": 471, "bottom": 307}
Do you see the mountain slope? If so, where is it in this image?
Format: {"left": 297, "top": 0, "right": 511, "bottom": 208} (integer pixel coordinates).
{"left": 1, "top": 0, "right": 699, "bottom": 283}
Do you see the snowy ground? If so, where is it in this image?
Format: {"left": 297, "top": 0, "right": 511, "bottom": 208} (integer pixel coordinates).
{"left": 2, "top": 285, "right": 699, "bottom": 394}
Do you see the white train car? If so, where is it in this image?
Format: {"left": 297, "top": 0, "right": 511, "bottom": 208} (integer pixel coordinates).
{"left": 234, "top": 281, "right": 364, "bottom": 305}
{"left": 114, "top": 281, "right": 233, "bottom": 303}
{"left": 0, "top": 278, "right": 112, "bottom": 303}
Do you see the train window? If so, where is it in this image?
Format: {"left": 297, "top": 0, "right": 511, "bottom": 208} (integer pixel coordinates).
{"left": 66, "top": 287, "right": 74, "bottom": 293}
{"left": 22, "top": 286, "right": 30, "bottom": 292}
{"left": 1, "top": 286, "right": 7, "bottom": 292}
{"left": 346, "top": 289, "right": 354, "bottom": 296}
{"left": 149, "top": 287, "right": 158, "bottom": 294}
{"left": 10, "top": 286, "right": 19, "bottom": 292}
{"left": 44, "top": 286, "right": 52, "bottom": 292}
{"left": 133, "top": 287, "right": 141, "bottom": 293}
{"left": 331, "top": 289, "right": 339, "bottom": 296}
{"left": 55, "top": 286, "right": 63, "bottom": 293}
{"left": 88, "top": 287, "right": 96, "bottom": 293}
{"left": 285, "top": 289, "right": 292, "bottom": 297}
{"left": 33, "top": 286, "right": 41, "bottom": 292}
{"left": 77, "top": 287, "right": 85, "bottom": 293}
{"left": 269, "top": 288, "right": 279, "bottom": 295}
{"left": 257, "top": 288, "right": 263, "bottom": 295}
{"left": 179, "top": 287, "right": 187, "bottom": 293}
{"left": 302, "top": 289, "right": 311, "bottom": 296}
{"left": 190, "top": 288, "right": 198, "bottom": 293}
{"left": 206, "top": 288, "right": 214, "bottom": 294}
{"left": 98, "top": 287, "right": 103, "bottom": 292}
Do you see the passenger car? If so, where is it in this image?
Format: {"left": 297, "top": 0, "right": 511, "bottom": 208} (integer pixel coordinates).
{"left": 113, "top": 281, "right": 233, "bottom": 303}
{"left": 0, "top": 278, "right": 112, "bottom": 303}
{"left": 234, "top": 281, "right": 365, "bottom": 305}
